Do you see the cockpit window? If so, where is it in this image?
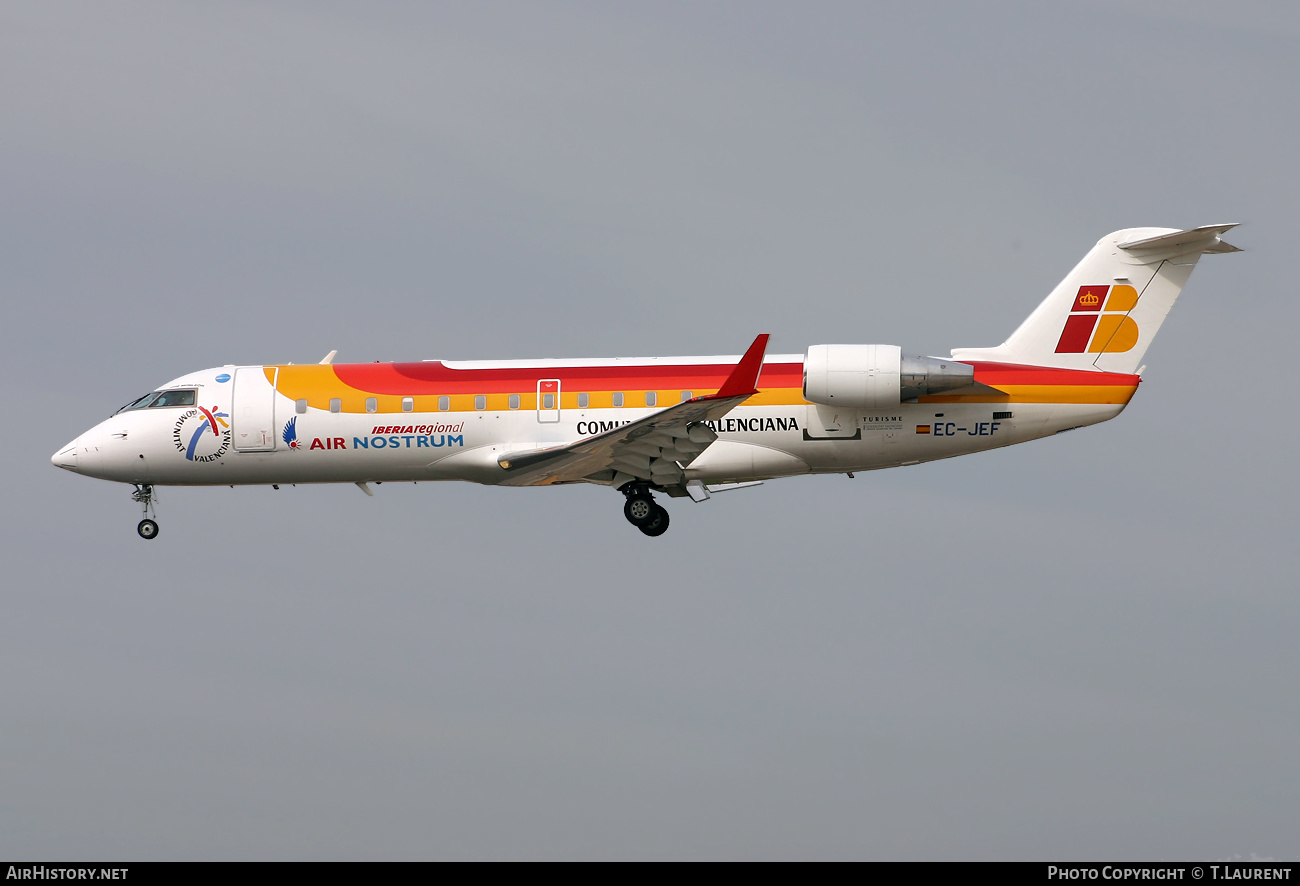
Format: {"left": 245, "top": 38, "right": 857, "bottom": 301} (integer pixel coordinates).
{"left": 114, "top": 389, "right": 197, "bottom": 414}
{"left": 116, "top": 393, "right": 159, "bottom": 413}
{"left": 151, "top": 389, "right": 196, "bottom": 407}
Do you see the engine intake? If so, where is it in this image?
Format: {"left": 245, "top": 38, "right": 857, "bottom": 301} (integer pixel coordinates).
{"left": 803, "top": 344, "right": 974, "bottom": 408}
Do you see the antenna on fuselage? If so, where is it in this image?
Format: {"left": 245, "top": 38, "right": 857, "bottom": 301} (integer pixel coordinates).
{"left": 319, "top": 350, "right": 337, "bottom": 365}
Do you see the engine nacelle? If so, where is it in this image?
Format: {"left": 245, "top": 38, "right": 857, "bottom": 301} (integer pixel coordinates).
{"left": 803, "top": 344, "right": 974, "bottom": 408}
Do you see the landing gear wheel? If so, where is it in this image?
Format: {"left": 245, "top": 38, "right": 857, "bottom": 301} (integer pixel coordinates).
{"left": 131, "top": 484, "right": 159, "bottom": 540}
{"left": 623, "top": 494, "right": 657, "bottom": 526}
{"left": 638, "top": 505, "right": 670, "bottom": 537}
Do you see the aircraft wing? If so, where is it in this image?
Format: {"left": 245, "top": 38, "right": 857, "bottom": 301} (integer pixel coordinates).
{"left": 495, "top": 334, "right": 769, "bottom": 489}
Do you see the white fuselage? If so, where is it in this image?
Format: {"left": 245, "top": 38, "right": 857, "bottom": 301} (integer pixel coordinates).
{"left": 54, "top": 359, "right": 1126, "bottom": 489}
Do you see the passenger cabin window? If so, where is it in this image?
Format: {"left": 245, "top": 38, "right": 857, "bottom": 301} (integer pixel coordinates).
{"left": 365, "top": 397, "right": 378, "bottom": 414}
{"left": 438, "top": 396, "right": 450, "bottom": 411}
{"left": 542, "top": 393, "right": 555, "bottom": 410}
{"left": 402, "top": 397, "right": 414, "bottom": 412}
{"left": 474, "top": 395, "right": 487, "bottom": 411}
{"left": 645, "top": 391, "right": 657, "bottom": 407}
{"left": 329, "top": 398, "right": 342, "bottom": 413}
{"left": 680, "top": 391, "right": 692, "bottom": 402}
{"left": 612, "top": 392, "right": 624, "bottom": 407}
{"left": 509, "top": 394, "right": 520, "bottom": 410}
{"left": 295, "top": 399, "right": 308, "bottom": 414}
{"left": 577, "top": 393, "right": 589, "bottom": 408}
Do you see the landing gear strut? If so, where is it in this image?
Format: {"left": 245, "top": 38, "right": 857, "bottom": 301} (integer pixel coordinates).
{"left": 621, "top": 485, "right": 670, "bottom": 537}
{"left": 132, "top": 484, "right": 159, "bottom": 540}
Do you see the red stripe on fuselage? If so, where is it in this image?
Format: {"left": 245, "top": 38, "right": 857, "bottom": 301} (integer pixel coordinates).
{"left": 966, "top": 361, "right": 1140, "bottom": 386}
{"left": 332, "top": 361, "right": 805, "bottom": 395}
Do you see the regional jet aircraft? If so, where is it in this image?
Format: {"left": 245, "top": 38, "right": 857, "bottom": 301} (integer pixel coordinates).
{"left": 52, "top": 225, "right": 1239, "bottom": 538}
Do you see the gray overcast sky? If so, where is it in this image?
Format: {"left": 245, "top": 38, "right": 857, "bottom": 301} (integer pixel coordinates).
{"left": 3, "top": 1, "right": 1298, "bottom": 860}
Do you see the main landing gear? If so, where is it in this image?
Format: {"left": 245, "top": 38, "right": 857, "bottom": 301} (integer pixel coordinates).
{"left": 132, "top": 484, "right": 159, "bottom": 540}
{"left": 622, "top": 485, "right": 670, "bottom": 537}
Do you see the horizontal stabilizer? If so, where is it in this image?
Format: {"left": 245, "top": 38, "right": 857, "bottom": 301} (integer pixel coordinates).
{"left": 1119, "top": 224, "right": 1240, "bottom": 254}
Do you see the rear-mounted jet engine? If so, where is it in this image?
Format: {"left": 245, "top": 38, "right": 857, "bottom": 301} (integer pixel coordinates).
{"left": 802, "top": 344, "right": 975, "bottom": 408}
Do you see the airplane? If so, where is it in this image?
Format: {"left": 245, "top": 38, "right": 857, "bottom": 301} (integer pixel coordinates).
{"left": 52, "top": 224, "right": 1239, "bottom": 539}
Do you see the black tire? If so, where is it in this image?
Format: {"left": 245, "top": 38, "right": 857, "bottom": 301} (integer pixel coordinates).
{"left": 623, "top": 494, "right": 656, "bottom": 526}
{"left": 137, "top": 519, "right": 160, "bottom": 540}
{"left": 638, "top": 506, "right": 670, "bottom": 537}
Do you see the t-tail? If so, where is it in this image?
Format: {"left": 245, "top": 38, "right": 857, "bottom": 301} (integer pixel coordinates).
{"left": 951, "top": 225, "right": 1240, "bottom": 374}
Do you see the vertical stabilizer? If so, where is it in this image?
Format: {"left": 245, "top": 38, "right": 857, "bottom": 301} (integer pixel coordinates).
{"left": 951, "top": 225, "right": 1238, "bottom": 373}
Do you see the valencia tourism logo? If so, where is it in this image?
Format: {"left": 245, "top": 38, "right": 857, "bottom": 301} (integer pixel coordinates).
{"left": 172, "top": 406, "right": 232, "bottom": 462}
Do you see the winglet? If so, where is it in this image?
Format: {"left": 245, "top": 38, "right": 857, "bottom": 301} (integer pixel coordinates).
{"left": 711, "top": 334, "right": 769, "bottom": 399}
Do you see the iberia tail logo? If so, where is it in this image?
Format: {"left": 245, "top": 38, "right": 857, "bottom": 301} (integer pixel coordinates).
{"left": 1055, "top": 285, "right": 1140, "bottom": 354}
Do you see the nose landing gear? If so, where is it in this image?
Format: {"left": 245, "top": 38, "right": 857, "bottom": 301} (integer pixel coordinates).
{"left": 132, "top": 484, "right": 159, "bottom": 540}
{"left": 621, "top": 485, "right": 670, "bottom": 537}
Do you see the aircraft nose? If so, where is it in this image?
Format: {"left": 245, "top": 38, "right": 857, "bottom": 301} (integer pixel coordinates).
{"left": 51, "top": 439, "right": 79, "bottom": 472}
